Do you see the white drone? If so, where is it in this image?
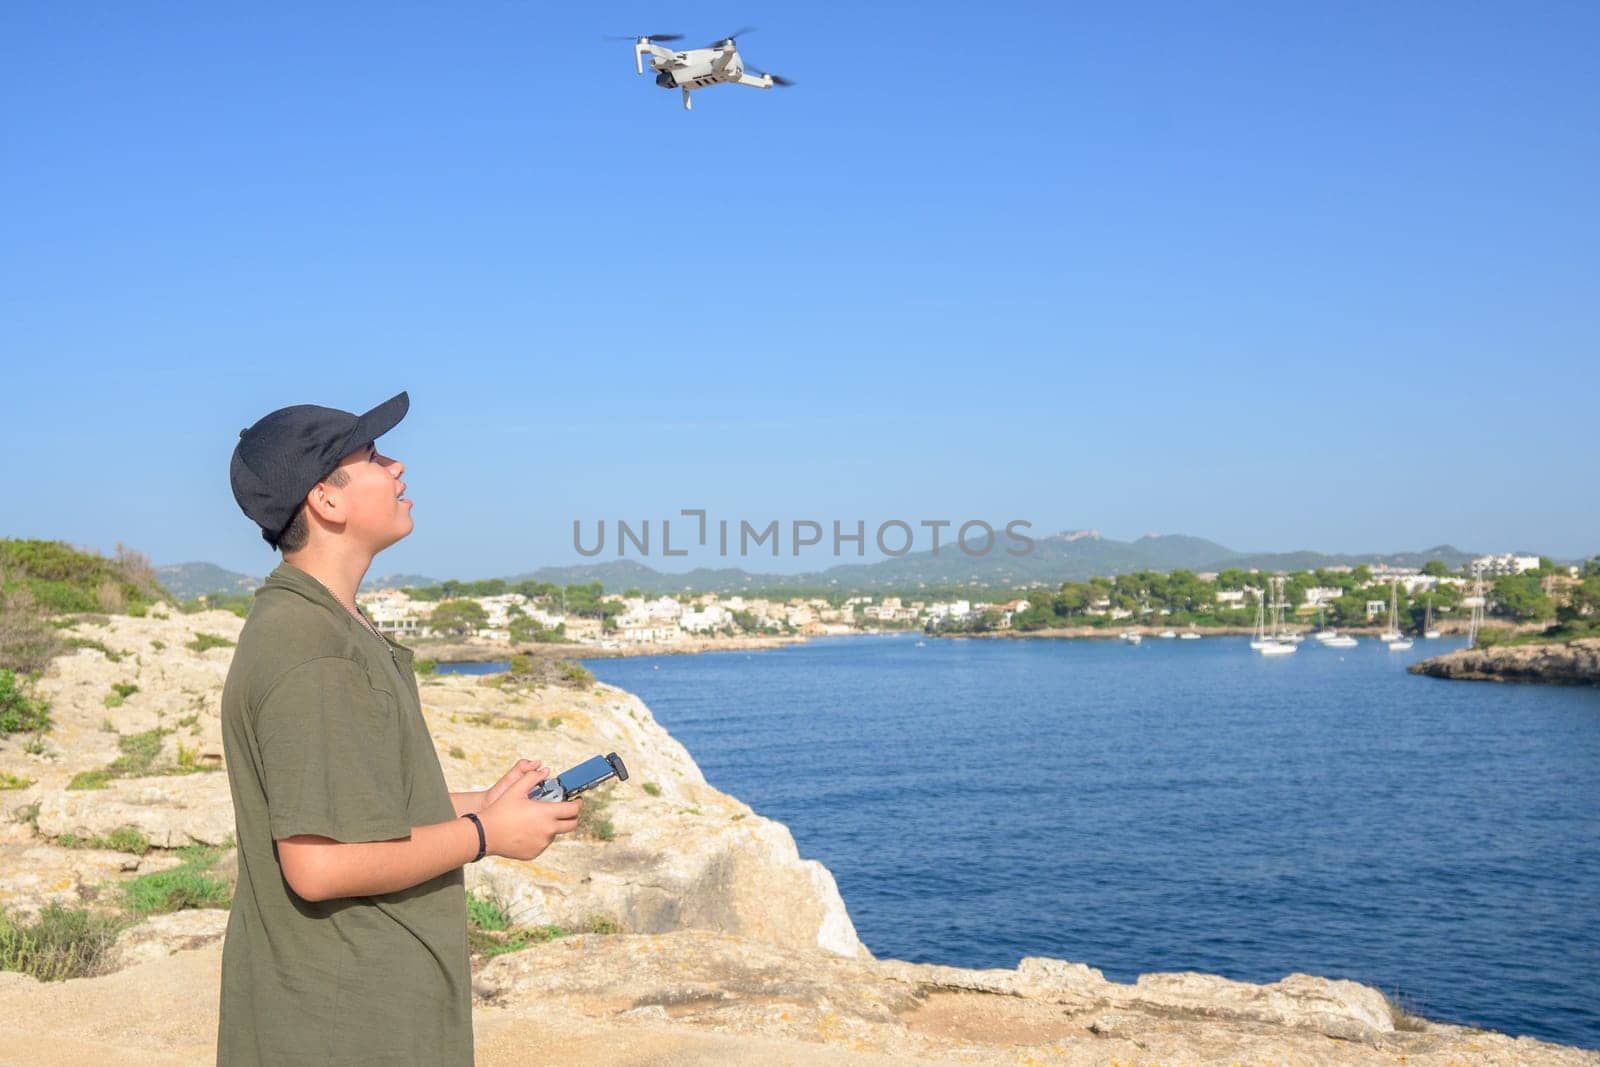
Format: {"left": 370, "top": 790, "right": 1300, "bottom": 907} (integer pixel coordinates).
{"left": 614, "top": 29, "right": 792, "bottom": 110}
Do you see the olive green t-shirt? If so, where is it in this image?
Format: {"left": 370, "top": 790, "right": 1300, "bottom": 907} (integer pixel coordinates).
{"left": 217, "top": 562, "right": 472, "bottom": 1066}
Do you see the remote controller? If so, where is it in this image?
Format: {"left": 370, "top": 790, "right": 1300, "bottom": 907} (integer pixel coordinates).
{"left": 528, "top": 752, "right": 629, "bottom": 802}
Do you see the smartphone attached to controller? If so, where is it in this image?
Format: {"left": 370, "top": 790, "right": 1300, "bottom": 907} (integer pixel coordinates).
{"left": 527, "top": 752, "right": 629, "bottom": 802}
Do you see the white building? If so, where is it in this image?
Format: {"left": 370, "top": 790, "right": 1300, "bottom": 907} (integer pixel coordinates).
{"left": 358, "top": 589, "right": 432, "bottom": 638}
{"left": 477, "top": 593, "right": 529, "bottom": 628}
{"left": 1469, "top": 554, "right": 1541, "bottom": 578}
{"left": 680, "top": 604, "right": 734, "bottom": 633}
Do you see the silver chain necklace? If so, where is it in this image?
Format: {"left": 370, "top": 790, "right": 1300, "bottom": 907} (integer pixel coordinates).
{"left": 313, "top": 576, "right": 385, "bottom": 643}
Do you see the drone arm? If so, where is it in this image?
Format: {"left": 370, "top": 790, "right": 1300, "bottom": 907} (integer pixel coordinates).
{"left": 733, "top": 71, "right": 774, "bottom": 90}
{"left": 635, "top": 41, "right": 647, "bottom": 75}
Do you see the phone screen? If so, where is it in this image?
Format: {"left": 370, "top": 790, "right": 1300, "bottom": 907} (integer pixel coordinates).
{"left": 558, "top": 755, "right": 618, "bottom": 797}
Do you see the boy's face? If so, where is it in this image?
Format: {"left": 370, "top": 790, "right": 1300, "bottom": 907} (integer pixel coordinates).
{"left": 319, "top": 440, "right": 412, "bottom": 552}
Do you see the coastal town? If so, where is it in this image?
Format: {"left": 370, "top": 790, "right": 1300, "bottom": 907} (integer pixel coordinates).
{"left": 349, "top": 552, "right": 1592, "bottom": 649}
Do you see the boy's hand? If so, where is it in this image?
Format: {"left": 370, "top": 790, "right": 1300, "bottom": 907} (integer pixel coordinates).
{"left": 482, "top": 759, "right": 547, "bottom": 809}
{"left": 480, "top": 769, "right": 583, "bottom": 861}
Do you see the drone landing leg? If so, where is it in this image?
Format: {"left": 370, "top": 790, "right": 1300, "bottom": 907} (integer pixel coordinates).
{"left": 682, "top": 87, "right": 692, "bottom": 111}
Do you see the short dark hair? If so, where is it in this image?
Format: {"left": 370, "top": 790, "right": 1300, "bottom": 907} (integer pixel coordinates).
{"left": 264, "top": 467, "right": 351, "bottom": 552}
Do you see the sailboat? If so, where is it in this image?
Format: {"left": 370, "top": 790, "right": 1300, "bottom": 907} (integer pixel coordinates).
{"left": 1423, "top": 601, "right": 1441, "bottom": 640}
{"left": 1249, "top": 585, "right": 1271, "bottom": 650}
{"left": 1380, "top": 579, "right": 1405, "bottom": 643}
{"left": 1383, "top": 580, "right": 1414, "bottom": 649}
{"left": 1255, "top": 576, "right": 1298, "bottom": 655}
{"left": 1312, "top": 605, "right": 1339, "bottom": 643}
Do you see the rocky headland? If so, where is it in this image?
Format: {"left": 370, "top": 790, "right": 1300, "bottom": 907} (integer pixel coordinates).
{"left": 1, "top": 610, "right": 1595, "bottom": 1065}
{"left": 1409, "top": 638, "right": 1600, "bottom": 686}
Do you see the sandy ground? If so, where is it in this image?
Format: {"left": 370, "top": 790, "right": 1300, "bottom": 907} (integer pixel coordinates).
{"left": 0, "top": 947, "right": 952, "bottom": 1067}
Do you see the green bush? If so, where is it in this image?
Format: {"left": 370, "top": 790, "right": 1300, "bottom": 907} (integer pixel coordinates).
{"left": 56, "top": 827, "right": 152, "bottom": 856}
{"left": 576, "top": 791, "right": 615, "bottom": 842}
{"left": 0, "top": 539, "right": 169, "bottom": 616}
{"left": 641, "top": 782, "right": 661, "bottom": 797}
{"left": 0, "top": 586, "right": 61, "bottom": 673}
{"left": 582, "top": 913, "right": 623, "bottom": 935}
{"left": 118, "top": 843, "right": 231, "bottom": 916}
{"left": 0, "top": 903, "right": 123, "bottom": 982}
{"left": 187, "top": 633, "right": 235, "bottom": 653}
{"left": 68, "top": 769, "right": 114, "bottom": 791}
{"left": 0, "top": 670, "right": 51, "bottom": 737}
{"left": 68, "top": 728, "right": 207, "bottom": 789}
{"left": 555, "top": 661, "right": 593, "bottom": 688}
{"left": 414, "top": 657, "right": 437, "bottom": 675}
{"left": 178, "top": 593, "right": 253, "bottom": 618}
{"left": 0, "top": 771, "right": 32, "bottom": 790}
{"left": 464, "top": 892, "right": 570, "bottom": 959}
{"left": 64, "top": 637, "right": 125, "bottom": 662}
{"left": 11, "top": 801, "right": 41, "bottom": 830}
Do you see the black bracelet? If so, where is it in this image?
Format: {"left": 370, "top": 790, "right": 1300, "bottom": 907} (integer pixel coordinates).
{"left": 462, "top": 812, "right": 486, "bottom": 863}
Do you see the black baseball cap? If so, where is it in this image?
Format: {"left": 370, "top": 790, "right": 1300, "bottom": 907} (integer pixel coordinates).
{"left": 230, "top": 391, "right": 409, "bottom": 544}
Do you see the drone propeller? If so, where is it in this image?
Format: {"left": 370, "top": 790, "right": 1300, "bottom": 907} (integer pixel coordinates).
{"left": 751, "top": 69, "right": 793, "bottom": 87}
{"left": 706, "top": 26, "right": 757, "bottom": 47}
{"left": 603, "top": 32, "right": 683, "bottom": 42}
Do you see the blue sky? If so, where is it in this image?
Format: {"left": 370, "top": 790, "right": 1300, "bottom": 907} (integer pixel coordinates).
{"left": 2, "top": 2, "right": 1596, "bottom": 580}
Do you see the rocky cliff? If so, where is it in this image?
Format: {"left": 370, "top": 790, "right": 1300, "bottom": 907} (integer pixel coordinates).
{"left": 1, "top": 610, "right": 1594, "bottom": 1065}
{"left": 1409, "top": 638, "right": 1600, "bottom": 686}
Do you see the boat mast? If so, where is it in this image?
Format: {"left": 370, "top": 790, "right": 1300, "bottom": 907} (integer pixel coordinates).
{"left": 1468, "top": 575, "right": 1484, "bottom": 648}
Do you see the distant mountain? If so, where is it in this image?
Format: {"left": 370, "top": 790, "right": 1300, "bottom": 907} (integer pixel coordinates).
{"left": 1207, "top": 545, "right": 1479, "bottom": 573}
{"left": 502, "top": 532, "right": 1481, "bottom": 594}
{"left": 154, "top": 562, "right": 262, "bottom": 601}
{"left": 155, "top": 562, "right": 437, "bottom": 599}
{"left": 159, "top": 536, "right": 1505, "bottom": 599}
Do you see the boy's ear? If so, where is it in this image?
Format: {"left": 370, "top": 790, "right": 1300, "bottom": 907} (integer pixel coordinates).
{"left": 303, "top": 481, "right": 343, "bottom": 524}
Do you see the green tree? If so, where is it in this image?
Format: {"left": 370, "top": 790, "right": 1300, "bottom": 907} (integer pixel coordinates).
{"left": 1215, "top": 569, "right": 1253, "bottom": 590}
{"left": 1490, "top": 575, "right": 1554, "bottom": 621}
{"left": 510, "top": 616, "right": 566, "bottom": 643}
{"left": 1330, "top": 593, "right": 1371, "bottom": 627}
{"left": 430, "top": 599, "right": 488, "bottom": 636}
{"left": 1421, "top": 560, "right": 1450, "bottom": 578}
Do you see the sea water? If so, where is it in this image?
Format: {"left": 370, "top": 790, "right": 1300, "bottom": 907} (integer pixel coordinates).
{"left": 557, "top": 634, "right": 1600, "bottom": 1048}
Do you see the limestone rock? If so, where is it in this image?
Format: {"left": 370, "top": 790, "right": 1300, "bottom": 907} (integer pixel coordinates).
{"left": 109, "top": 908, "right": 230, "bottom": 970}
{"left": 0, "top": 825, "right": 184, "bottom": 921}
{"left": 36, "top": 773, "right": 235, "bottom": 849}
{"left": 1410, "top": 638, "right": 1600, "bottom": 685}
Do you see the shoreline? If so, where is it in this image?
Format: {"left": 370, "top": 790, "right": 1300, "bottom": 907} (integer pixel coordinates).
{"left": 1409, "top": 637, "right": 1600, "bottom": 686}
{"left": 941, "top": 618, "right": 1532, "bottom": 641}
{"left": 411, "top": 619, "right": 1543, "bottom": 664}
{"left": 410, "top": 632, "right": 812, "bottom": 663}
